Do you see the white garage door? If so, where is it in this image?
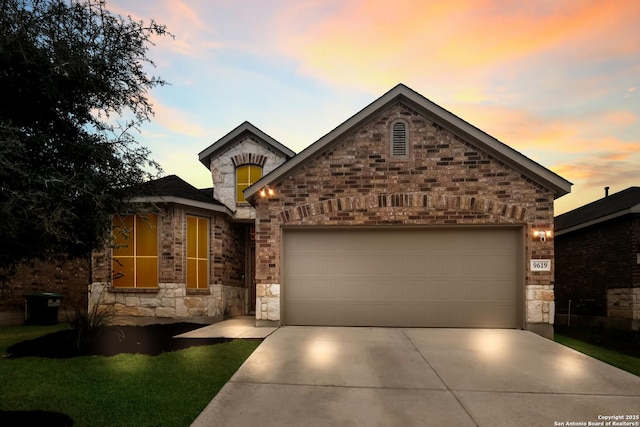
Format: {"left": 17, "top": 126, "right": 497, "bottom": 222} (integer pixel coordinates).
{"left": 282, "top": 227, "right": 522, "bottom": 328}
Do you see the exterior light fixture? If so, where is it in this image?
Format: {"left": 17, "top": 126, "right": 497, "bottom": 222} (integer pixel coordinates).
{"left": 260, "top": 185, "right": 275, "bottom": 198}
{"left": 533, "top": 230, "right": 552, "bottom": 242}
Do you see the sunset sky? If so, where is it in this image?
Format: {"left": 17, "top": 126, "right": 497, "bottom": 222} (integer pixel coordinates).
{"left": 108, "top": 0, "right": 639, "bottom": 215}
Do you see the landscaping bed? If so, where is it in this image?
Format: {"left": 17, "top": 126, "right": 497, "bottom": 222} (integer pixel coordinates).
{"left": 5, "top": 322, "right": 230, "bottom": 358}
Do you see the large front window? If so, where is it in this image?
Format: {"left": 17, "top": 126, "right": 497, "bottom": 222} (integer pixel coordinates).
{"left": 236, "top": 164, "right": 262, "bottom": 203}
{"left": 187, "top": 216, "right": 209, "bottom": 289}
{"left": 112, "top": 214, "right": 158, "bottom": 288}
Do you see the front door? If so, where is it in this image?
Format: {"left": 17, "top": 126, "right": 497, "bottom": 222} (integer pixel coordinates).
{"left": 249, "top": 244, "right": 256, "bottom": 313}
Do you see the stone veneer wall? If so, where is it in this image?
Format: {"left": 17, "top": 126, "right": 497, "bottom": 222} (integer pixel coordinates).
{"left": 209, "top": 136, "right": 290, "bottom": 218}
{"left": 607, "top": 288, "right": 640, "bottom": 322}
{"left": 90, "top": 204, "right": 246, "bottom": 320}
{"left": 254, "top": 103, "right": 557, "bottom": 334}
{"left": 89, "top": 282, "right": 243, "bottom": 319}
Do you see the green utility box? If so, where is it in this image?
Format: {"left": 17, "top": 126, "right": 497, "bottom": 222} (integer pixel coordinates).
{"left": 25, "top": 293, "right": 63, "bottom": 325}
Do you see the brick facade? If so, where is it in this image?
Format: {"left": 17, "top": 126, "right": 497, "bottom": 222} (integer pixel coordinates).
{"left": 555, "top": 215, "right": 640, "bottom": 325}
{"left": 90, "top": 205, "right": 248, "bottom": 321}
{"left": 0, "top": 258, "right": 89, "bottom": 325}
{"left": 253, "top": 102, "right": 557, "bottom": 334}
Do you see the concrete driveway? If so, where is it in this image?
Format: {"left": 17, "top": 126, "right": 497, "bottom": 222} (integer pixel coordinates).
{"left": 192, "top": 327, "right": 640, "bottom": 427}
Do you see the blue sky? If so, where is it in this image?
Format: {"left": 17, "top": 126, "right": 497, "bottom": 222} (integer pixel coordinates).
{"left": 108, "top": 0, "right": 639, "bottom": 215}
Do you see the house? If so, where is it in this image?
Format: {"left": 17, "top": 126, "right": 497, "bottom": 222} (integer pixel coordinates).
{"left": 90, "top": 123, "right": 295, "bottom": 322}
{"left": 0, "top": 258, "right": 89, "bottom": 325}
{"left": 90, "top": 84, "right": 571, "bottom": 338}
{"left": 554, "top": 187, "right": 640, "bottom": 330}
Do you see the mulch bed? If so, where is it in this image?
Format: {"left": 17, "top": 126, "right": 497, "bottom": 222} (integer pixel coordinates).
{"left": 0, "top": 410, "right": 74, "bottom": 427}
{"left": 5, "top": 322, "right": 231, "bottom": 358}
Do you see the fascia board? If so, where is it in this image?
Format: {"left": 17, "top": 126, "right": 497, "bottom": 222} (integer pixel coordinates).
{"left": 129, "top": 196, "right": 233, "bottom": 216}
{"left": 398, "top": 90, "right": 572, "bottom": 198}
{"left": 246, "top": 84, "right": 572, "bottom": 200}
{"left": 245, "top": 87, "right": 406, "bottom": 200}
{"left": 199, "top": 122, "right": 295, "bottom": 168}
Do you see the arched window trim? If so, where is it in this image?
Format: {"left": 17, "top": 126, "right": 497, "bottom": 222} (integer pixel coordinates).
{"left": 390, "top": 119, "right": 409, "bottom": 159}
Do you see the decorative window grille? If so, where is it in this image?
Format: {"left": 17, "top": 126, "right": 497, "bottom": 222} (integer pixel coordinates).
{"left": 391, "top": 120, "right": 408, "bottom": 157}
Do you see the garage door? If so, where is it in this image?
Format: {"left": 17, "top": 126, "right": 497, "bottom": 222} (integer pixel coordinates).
{"left": 282, "top": 227, "right": 522, "bottom": 328}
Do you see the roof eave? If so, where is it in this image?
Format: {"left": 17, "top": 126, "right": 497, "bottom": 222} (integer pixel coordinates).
{"left": 199, "top": 121, "right": 296, "bottom": 169}
{"left": 246, "top": 84, "right": 572, "bottom": 200}
{"left": 129, "top": 196, "right": 233, "bottom": 216}
{"left": 396, "top": 89, "right": 572, "bottom": 198}
{"left": 555, "top": 203, "right": 640, "bottom": 236}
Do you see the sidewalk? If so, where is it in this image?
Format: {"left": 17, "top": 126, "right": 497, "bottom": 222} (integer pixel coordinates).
{"left": 175, "top": 316, "right": 277, "bottom": 339}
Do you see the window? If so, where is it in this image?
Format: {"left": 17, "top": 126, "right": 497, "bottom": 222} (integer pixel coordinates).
{"left": 391, "top": 119, "right": 409, "bottom": 158}
{"left": 187, "top": 216, "right": 209, "bottom": 289}
{"left": 236, "top": 164, "right": 262, "bottom": 202}
{"left": 112, "top": 214, "right": 158, "bottom": 288}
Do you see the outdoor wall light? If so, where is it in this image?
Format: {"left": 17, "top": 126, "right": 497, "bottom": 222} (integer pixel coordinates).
{"left": 533, "top": 230, "right": 552, "bottom": 242}
{"left": 259, "top": 186, "right": 275, "bottom": 198}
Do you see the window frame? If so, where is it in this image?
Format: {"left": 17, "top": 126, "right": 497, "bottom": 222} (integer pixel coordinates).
{"left": 236, "top": 164, "right": 263, "bottom": 203}
{"left": 111, "top": 214, "right": 159, "bottom": 289}
{"left": 186, "top": 215, "right": 210, "bottom": 290}
{"left": 390, "top": 119, "right": 410, "bottom": 159}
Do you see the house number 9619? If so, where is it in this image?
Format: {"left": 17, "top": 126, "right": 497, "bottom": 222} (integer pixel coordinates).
{"left": 530, "top": 259, "right": 551, "bottom": 271}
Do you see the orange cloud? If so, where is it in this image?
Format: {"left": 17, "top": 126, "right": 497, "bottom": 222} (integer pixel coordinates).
{"left": 109, "top": 0, "right": 221, "bottom": 58}
{"left": 447, "top": 103, "right": 580, "bottom": 154}
{"left": 552, "top": 149, "right": 640, "bottom": 215}
{"left": 449, "top": 102, "right": 639, "bottom": 155}
{"left": 147, "top": 95, "right": 210, "bottom": 138}
{"left": 551, "top": 139, "right": 640, "bottom": 183}
{"left": 275, "top": 0, "right": 640, "bottom": 92}
{"left": 603, "top": 111, "right": 635, "bottom": 127}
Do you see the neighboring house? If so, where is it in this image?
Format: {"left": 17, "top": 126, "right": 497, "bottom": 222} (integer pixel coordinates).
{"left": 0, "top": 258, "right": 89, "bottom": 325}
{"left": 90, "top": 84, "right": 571, "bottom": 338}
{"left": 555, "top": 187, "right": 640, "bottom": 330}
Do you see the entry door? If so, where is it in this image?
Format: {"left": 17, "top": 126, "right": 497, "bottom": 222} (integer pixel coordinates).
{"left": 248, "top": 244, "right": 256, "bottom": 314}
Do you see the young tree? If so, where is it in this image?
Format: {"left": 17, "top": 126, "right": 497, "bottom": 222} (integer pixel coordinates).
{"left": 0, "top": 0, "right": 171, "bottom": 267}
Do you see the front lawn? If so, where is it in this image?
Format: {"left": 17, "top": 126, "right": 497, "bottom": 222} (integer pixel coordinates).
{"left": 554, "top": 328, "right": 640, "bottom": 377}
{"left": 0, "top": 324, "right": 260, "bottom": 427}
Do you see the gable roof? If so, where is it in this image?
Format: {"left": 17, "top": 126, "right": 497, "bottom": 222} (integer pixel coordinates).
{"left": 198, "top": 121, "right": 296, "bottom": 168}
{"left": 131, "top": 175, "right": 231, "bottom": 215}
{"left": 245, "top": 83, "right": 572, "bottom": 202}
{"left": 555, "top": 187, "right": 640, "bottom": 235}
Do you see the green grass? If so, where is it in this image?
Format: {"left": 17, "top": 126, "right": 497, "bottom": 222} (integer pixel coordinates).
{"left": 555, "top": 334, "right": 640, "bottom": 377}
{"left": 0, "top": 325, "right": 261, "bottom": 426}
{"left": 0, "top": 324, "right": 66, "bottom": 353}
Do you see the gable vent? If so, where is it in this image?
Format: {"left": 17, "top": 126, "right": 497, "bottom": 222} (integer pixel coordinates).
{"left": 391, "top": 120, "right": 408, "bottom": 157}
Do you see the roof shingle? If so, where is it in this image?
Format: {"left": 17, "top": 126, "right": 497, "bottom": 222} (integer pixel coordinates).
{"left": 140, "top": 175, "right": 224, "bottom": 206}
{"left": 555, "top": 187, "right": 640, "bottom": 232}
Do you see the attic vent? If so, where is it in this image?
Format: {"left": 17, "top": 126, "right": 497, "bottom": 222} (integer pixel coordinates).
{"left": 391, "top": 120, "right": 408, "bottom": 158}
